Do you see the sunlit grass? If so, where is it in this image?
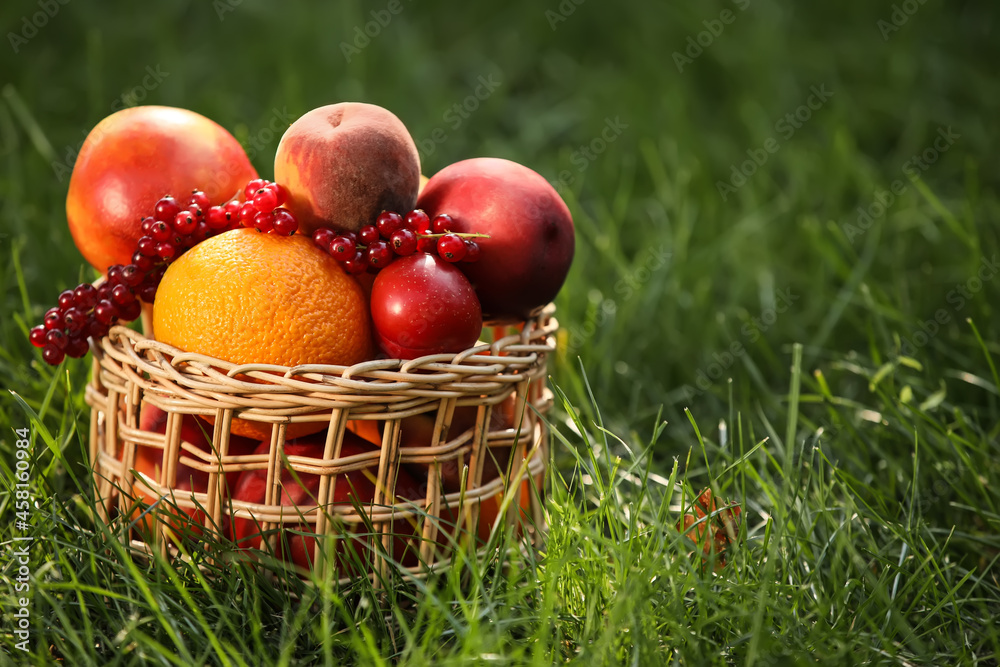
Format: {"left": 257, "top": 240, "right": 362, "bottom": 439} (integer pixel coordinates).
{"left": 2, "top": 0, "right": 1000, "bottom": 664}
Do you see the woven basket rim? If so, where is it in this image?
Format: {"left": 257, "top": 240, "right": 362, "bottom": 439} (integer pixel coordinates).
{"left": 97, "top": 303, "right": 557, "bottom": 381}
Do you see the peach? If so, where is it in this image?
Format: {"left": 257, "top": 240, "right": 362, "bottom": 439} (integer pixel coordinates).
{"left": 416, "top": 157, "right": 575, "bottom": 322}
{"left": 67, "top": 106, "right": 257, "bottom": 271}
{"left": 273, "top": 103, "right": 420, "bottom": 235}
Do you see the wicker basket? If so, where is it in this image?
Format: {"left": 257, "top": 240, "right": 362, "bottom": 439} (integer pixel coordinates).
{"left": 84, "top": 304, "right": 557, "bottom": 582}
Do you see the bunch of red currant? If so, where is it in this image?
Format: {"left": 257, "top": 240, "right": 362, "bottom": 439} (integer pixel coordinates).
{"left": 311, "top": 209, "right": 483, "bottom": 275}
{"left": 30, "top": 179, "right": 300, "bottom": 365}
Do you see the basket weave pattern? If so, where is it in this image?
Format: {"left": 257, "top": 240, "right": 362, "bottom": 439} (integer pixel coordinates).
{"left": 85, "top": 305, "right": 557, "bottom": 579}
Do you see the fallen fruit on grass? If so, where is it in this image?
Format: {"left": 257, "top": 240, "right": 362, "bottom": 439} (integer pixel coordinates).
{"left": 370, "top": 253, "right": 482, "bottom": 359}
{"left": 229, "top": 431, "right": 422, "bottom": 573}
{"left": 677, "top": 488, "right": 742, "bottom": 570}
{"left": 152, "top": 228, "right": 373, "bottom": 438}
{"left": 417, "top": 157, "right": 575, "bottom": 322}
{"left": 67, "top": 106, "right": 257, "bottom": 271}
{"left": 274, "top": 102, "right": 421, "bottom": 236}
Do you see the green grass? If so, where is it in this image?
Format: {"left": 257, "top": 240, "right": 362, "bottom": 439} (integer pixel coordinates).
{"left": 2, "top": 0, "right": 1000, "bottom": 664}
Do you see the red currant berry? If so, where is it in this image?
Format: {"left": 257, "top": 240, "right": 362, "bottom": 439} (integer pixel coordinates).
{"left": 57, "top": 290, "right": 76, "bottom": 310}
{"left": 366, "top": 241, "right": 393, "bottom": 269}
{"left": 431, "top": 214, "right": 454, "bottom": 234}
{"left": 224, "top": 200, "right": 242, "bottom": 221}
{"left": 462, "top": 240, "right": 481, "bottom": 262}
{"left": 119, "top": 300, "right": 142, "bottom": 322}
{"left": 389, "top": 228, "right": 418, "bottom": 256}
{"left": 111, "top": 285, "right": 135, "bottom": 306}
{"left": 94, "top": 300, "right": 119, "bottom": 325}
{"left": 193, "top": 221, "right": 211, "bottom": 242}
{"left": 154, "top": 196, "right": 181, "bottom": 223}
{"left": 253, "top": 187, "right": 278, "bottom": 213}
{"left": 44, "top": 308, "right": 63, "bottom": 330}
{"left": 121, "top": 264, "right": 143, "bottom": 287}
{"left": 239, "top": 202, "right": 258, "bottom": 226}
{"left": 140, "top": 217, "right": 155, "bottom": 234}
{"left": 376, "top": 211, "right": 404, "bottom": 238}
{"left": 155, "top": 242, "right": 176, "bottom": 260}
{"left": 252, "top": 211, "right": 275, "bottom": 233}
{"left": 146, "top": 264, "right": 167, "bottom": 286}
{"left": 437, "top": 234, "right": 467, "bottom": 262}
{"left": 329, "top": 236, "right": 357, "bottom": 261}
{"left": 87, "top": 319, "right": 110, "bottom": 340}
{"left": 107, "top": 264, "right": 124, "bottom": 286}
{"left": 63, "top": 308, "right": 86, "bottom": 333}
{"left": 45, "top": 329, "right": 67, "bottom": 350}
{"left": 271, "top": 209, "right": 298, "bottom": 235}
{"left": 416, "top": 237, "right": 438, "bottom": 254}
{"left": 150, "top": 221, "right": 172, "bottom": 242}
{"left": 188, "top": 190, "right": 211, "bottom": 210}
{"left": 29, "top": 325, "right": 47, "bottom": 348}
{"left": 186, "top": 204, "right": 204, "bottom": 221}
{"left": 313, "top": 228, "right": 336, "bottom": 249}
{"left": 132, "top": 252, "right": 155, "bottom": 272}
{"left": 138, "top": 285, "right": 158, "bottom": 303}
{"left": 359, "top": 225, "right": 380, "bottom": 245}
{"left": 266, "top": 182, "right": 287, "bottom": 206}
{"left": 137, "top": 236, "right": 158, "bottom": 257}
{"left": 405, "top": 209, "right": 431, "bottom": 233}
{"left": 243, "top": 178, "right": 266, "bottom": 201}
{"left": 342, "top": 250, "right": 368, "bottom": 275}
{"left": 42, "top": 345, "right": 65, "bottom": 365}
{"left": 74, "top": 284, "right": 98, "bottom": 310}
{"left": 206, "top": 205, "right": 229, "bottom": 230}
{"left": 98, "top": 282, "right": 113, "bottom": 301}
{"left": 65, "top": 335, "right": 89, "bottom": 359}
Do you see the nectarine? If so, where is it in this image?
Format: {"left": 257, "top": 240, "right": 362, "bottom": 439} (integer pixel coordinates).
{"left": 417, "top": 157, "right": 575, "bottom": 322}
{"left": 67, "top": 106, "right": 257, "bottom": 271}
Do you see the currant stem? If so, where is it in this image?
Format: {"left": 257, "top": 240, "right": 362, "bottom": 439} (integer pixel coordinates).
{"left": 417, "top": 232, "right": 491, "bottom": 240}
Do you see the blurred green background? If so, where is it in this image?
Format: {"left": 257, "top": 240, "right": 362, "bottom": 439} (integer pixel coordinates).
{"left": 2, "top": 0, "right": 998, "bottom": 450}
{"left": 3, "top": 1, "right": 1000, "bottom": 663}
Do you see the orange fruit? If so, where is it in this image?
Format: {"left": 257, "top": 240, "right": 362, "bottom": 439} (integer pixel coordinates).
{"left": 153, "top": 228, "right": 373, "bottom": 438}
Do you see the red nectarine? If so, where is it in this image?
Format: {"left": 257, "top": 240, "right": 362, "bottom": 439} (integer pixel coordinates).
{"left": 417, "top": 157, "right": 575, "bottom": 322}
{"left": 67, "top": 105, "right": 257, "bottom": 271}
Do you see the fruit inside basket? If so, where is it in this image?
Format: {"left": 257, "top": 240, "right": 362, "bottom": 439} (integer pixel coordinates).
{"left": 86, "top": 310, "right": 557, "bottom": 580}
